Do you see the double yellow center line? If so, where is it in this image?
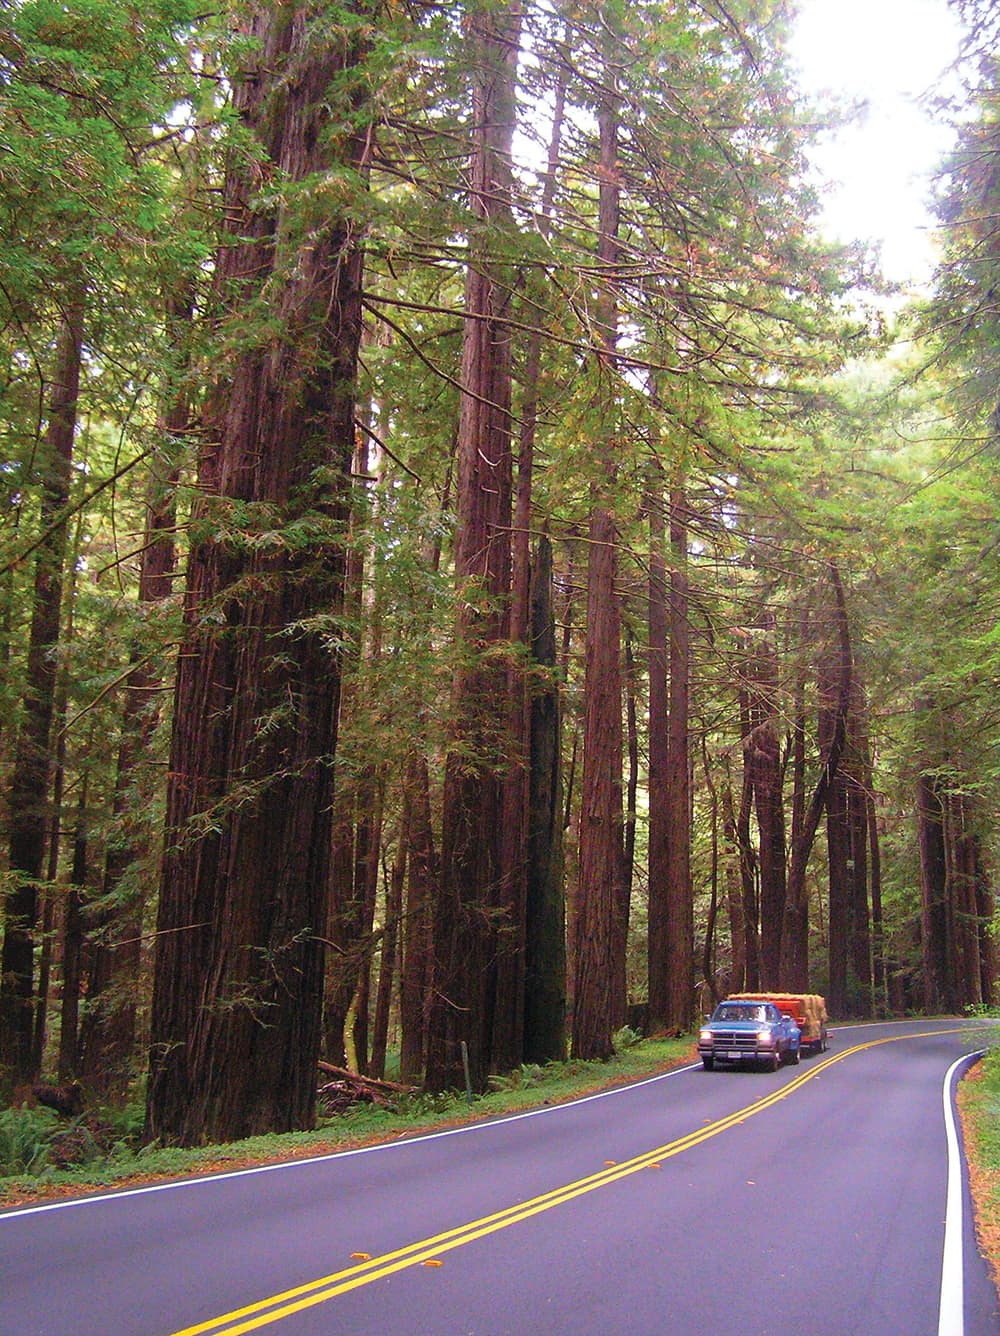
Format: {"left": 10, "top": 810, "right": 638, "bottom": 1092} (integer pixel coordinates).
{"left": 173, "top": 1027, "right": 969, "bottom": 1336}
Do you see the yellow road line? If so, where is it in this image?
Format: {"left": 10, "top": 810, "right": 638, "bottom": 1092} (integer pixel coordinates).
{"left": 174, "top": 1025, "right": 974, "bottom": 1336}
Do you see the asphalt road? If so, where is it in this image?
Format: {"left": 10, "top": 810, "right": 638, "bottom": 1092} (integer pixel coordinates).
{"left": 2, "top": 1019, "right": 997, "bottom": 1336}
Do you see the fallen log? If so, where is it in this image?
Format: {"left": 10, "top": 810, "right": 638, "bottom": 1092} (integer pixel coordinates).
{"left": 316, "top": 1062, "right": 416, "bottom": 1116}
{"left": 317, "top": 1062, "right": 411, "bottom": 1096}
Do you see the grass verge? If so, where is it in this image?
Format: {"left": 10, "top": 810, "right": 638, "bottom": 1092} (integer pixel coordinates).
{"left": 0, "top": 1034, "right": 695, "bottom": 1209}
{"left": 958, "top": 1043, "right": 1000, "bottom": 1287}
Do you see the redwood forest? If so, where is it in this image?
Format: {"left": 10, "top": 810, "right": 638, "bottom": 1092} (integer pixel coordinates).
{"left": 1, "top": 0, "right": 998, "bottom": 1148}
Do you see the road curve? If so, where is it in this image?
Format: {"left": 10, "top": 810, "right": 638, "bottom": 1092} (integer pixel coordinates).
{"left": 1, "top": 1019, "right": 996, "bottom": 1335}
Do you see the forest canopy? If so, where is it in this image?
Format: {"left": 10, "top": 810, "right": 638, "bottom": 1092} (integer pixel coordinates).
{"left": 0, "top": 0, "right": 997, "bottom": 1146}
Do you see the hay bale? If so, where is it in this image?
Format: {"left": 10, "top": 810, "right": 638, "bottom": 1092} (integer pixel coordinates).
{"left": 728, "top": 991, "right": 827, "bottom": 1041}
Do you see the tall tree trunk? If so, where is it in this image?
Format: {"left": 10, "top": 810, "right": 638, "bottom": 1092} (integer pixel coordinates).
{"left": 646, "top": 470, "right": 669, "bottom": 1030}
{"left": 34, "top": 645, "right": 70, "bottom": 1076}
{"left": 1, "top": 293, "right": 84, "bottom": 1086}
{"left": 826, "top": 764, "right": 850, "bottom": 1013}
{"left": 79, "top": 290, "right": 189, "bottom": 1097}
{"left": 623, "top": 631, "right": 639, "bottom": 897}
{"left": 782, "top": 562, "right": 852, "bottom": 993}
{"left": 523, "top": 534, "right": 566, "bottom": 1063}
{"left": 572, "top": 504, "right": 624, "bottom": 1061}
{"left": 351, "top": 784, "right": 382, "bottom": 1074}
{"left": 916, "top": 770, "right": 949, "bottom": 1012}
{"left": 499, "top": 71, "right": 565, "bottom": 1070}
{"left": 58, "top": 783, "right": 87, "bottom": 1082}
{"left": 975, "top": 841, "right": 996, "bottom": 1007}
{"left": 370, "top": 844, "right": 402, "bottom": 1081}
{"left": 145, "top": 6, "right": 367, "bottom": 1145}
{"left": 747, "top": 619, "right": 786, "bottom": 988}
{"left": 731, "top": 696, "right": 762, "bottom": 990}
{"left": 664, "top": 484, "right": 692, "bottom": 1029}
{"left": 948, "top": 793, "right": 981, "bottom": 1009}
{"left": 324, "top": 819, "right": 358, "bottom": 1068}
{"left": 323, "top": 417, "right": 372, "bottom": 1068}
{"left": 867, "top": 788, "right": 886, "bottom": 1010}
{"left": 784, "top": 608, "right": 809, "bottom": 979}
{"left": 705, "top": 744, "right": 745, "bottom": 994}
{"left": 847, "top": 765, "right": 872, "bottom": 1014}
{"left": 426, "top": 1, "right": 522, "bottom": 1092}
{"left": 702, "top": 791, "right": 720, "bottom": 1002}
{"left": 828, "top": 673, "right": 872, "bottom": 1016}
{"left": 398, "top": 754, "right": 437, "bottom": 1083}
{"left": 572, "top": 62, "right": 623, "bottom": 1061}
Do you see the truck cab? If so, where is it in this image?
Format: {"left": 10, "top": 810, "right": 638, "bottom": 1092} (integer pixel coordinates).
{"left": 698, "top": 999, "right": 800, "bottom": 1072}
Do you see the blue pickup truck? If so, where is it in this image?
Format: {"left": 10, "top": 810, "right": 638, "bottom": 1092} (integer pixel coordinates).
{"left": 697, "top": 999, "right": 801, "bottom": 1072}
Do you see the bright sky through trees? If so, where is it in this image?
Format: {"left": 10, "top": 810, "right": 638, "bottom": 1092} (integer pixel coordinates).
{"left": 790, "top": 0, "right": 964, "bottom": 287}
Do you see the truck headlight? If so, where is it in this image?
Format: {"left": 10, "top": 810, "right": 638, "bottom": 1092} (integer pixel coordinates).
{"left": 756, "top": 1030, "right": 773, "bottom": 1045}
{"left": 698, "top": 1029, "right": 712, "bottom": 1045}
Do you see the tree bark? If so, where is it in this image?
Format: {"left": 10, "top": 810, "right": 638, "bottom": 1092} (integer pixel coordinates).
{"left": 975, "top": 841, "right": 996, "bottom": 1007}
{"left": 58, "top": 784, "right": 87, "bottom": 1082}
{"left": 79, "top": 290, "right": 189, "bottom": 1097}
{"left": 426, "top": 2, "right": 522, "bottom": 1092}
{"left": 664, "top": 484, "right": 692, "bottom": 1029}
{"left": 523, "top": 534, "right": 566, "bottom": 1063}
{"left": 782, "top": 562, "right": 852, "bottom": 993}
{"left": 398, "top": 754, "right": 437, "bottom": 1083}
{"left": 369, "top": 844, "right": 402, "bottom": 1081}
{"left": 571, "top": 55, "right": 624, "bottom": 1061}
{"left": 0, "top": 293, "right": 84, "bottom": 1086}
{"left": 747, "top": 618, "right": 786, "bottom": 988}
{"left": 916, "top": 771, "right": 949, "bottom": 1012}
{"left": 145, "top": 5, "right": 367, "bottom": 1144}
{"left": 572, "top": 506, "right": 624, "bottom": 1061}
{"left": 646, "top": 471, "right": 669, "bottom": 1030}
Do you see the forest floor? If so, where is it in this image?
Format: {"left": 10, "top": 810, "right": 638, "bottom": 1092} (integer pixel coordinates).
{"left": 2, "top": 1023, "right": 999, "bottom": 1294}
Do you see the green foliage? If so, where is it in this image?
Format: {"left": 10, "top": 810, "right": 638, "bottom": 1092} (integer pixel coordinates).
{"left": 612, "top": 1025, "right": 643, "bottom": 1052}
{"left": 0, "top": 1098, "right": 147, "bottom": 1178}
{"left": 0, "top": 1106, "right": 61, "bottom": 1175}
{"left": 486, "top": 1064, "right": 550, "bottom": 1093}
{"left": 959, "top": 1041, "right": 1000, "bottom": 1278}
{"left": 0, "top": 1036, "right": 694, "bottom": 1203}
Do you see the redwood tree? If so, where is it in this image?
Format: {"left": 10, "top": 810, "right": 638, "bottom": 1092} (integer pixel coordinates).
{"left": 426, "top": 0, "right": 522, "bottom": 1092}
{"left": 571, "top": 48, "right": 625, "bottom": 1062}
{"left": 0, "top": 296, "right": 84, "bottom": 1085}
{"left": 145, "top": 2, "right": 370, "bottom": 1144}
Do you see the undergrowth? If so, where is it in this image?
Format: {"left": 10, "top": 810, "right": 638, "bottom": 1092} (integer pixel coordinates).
{"left": 960, "top": 1042, "right": 1000, "bottom": 1281}
{"left": 0, "top": 1034, "right": 695, "bottom": 1206}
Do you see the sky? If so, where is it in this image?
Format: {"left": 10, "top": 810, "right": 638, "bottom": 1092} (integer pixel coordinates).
{"left": 788, "top": 0, "right": 966, "bottom": 288}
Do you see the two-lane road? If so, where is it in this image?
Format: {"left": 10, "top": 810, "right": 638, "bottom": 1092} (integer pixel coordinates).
{"left": 2, "top": 1019, "right": 997, "bottom": 1334}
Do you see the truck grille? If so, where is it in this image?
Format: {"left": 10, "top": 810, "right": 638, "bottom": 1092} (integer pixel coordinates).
{"left": 710, "top": 1029, "right": 758, "bottom": 1050}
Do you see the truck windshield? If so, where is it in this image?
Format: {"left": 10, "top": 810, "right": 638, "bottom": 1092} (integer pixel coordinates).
{"left": 714, "top": 1004, "right": 765, "bottom": 1022}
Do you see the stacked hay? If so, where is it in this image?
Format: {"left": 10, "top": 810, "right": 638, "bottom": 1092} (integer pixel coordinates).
{"left": 730, "top": 991, "right": 827, "bottom": 1041}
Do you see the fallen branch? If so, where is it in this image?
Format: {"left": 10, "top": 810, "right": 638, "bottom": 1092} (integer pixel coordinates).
{"left": 316, "top": 1062, "right": 416, "bottom": 1116}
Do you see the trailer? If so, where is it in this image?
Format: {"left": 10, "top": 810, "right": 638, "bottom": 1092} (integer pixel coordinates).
{"left": 729, "top": 992, "right": 828, "bottom": 1054}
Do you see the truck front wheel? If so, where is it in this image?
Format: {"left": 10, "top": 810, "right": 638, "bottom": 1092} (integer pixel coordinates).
{"left": 702, "top": 1056, "right": 714, "bottom": 1071}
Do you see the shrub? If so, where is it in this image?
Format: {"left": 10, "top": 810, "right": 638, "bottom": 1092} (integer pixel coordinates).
{"left": 0, "top": 1106, "right": 61, "bottom": 1175}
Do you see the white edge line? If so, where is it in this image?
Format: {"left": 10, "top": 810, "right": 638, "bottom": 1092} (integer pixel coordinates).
{"left": 938, "top": 1050, "right": 981, "bottom": 1336}
{"left": 6, "top": 1018, "right": 991, "bottom": 1224}
{"left": 0, "top": 1061, "right": 701, "bottom": 1221}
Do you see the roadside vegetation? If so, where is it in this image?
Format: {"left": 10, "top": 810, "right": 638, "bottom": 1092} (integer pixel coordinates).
{"left": 959, "top": 1039, "right": 1000, "bottom": 1285}
{"left": 0, "top": 1033, "right": 693, "bottom": 1207}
